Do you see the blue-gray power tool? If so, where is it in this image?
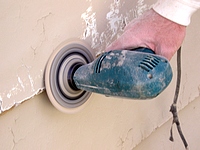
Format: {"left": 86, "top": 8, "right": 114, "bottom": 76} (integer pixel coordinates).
{"left": 45, "top": 41, "right": 172, "bottom": 113}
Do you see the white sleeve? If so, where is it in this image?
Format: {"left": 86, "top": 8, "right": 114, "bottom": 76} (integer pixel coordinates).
{"left": 153, "top": 0, "right": 200, "bottom": 26}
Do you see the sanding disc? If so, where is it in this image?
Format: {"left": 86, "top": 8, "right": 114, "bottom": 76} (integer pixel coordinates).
{"left": 45, "top": 40, "right": 94, "bottom": 113}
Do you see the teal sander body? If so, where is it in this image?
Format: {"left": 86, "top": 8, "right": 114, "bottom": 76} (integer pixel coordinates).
{"left": 73, "top": 48, "right": 172, "bottom": 99}
{"left": 45, "top": 41, "right": 173, "bottom": 113}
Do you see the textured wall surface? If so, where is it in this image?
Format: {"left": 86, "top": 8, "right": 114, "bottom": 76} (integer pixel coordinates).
{"left": 0, "top": 0, "right": 153, "bottom": 112}
{"left": 0, "top": 0, "right": 200, "bottom": 149}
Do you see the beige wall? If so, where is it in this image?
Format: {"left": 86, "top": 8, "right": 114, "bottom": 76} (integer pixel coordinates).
{"left": 1, "top": 93, "right": 200, "bottom": 150}
{"left": 1, "top": 0, "right": 200, "bottom": 149}
{"left": 2, "top": 92, "right": 200, "bottom": 150}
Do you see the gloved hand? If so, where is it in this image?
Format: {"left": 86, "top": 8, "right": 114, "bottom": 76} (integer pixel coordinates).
{"left": 105, "top": 9, "right": 186, "bottom": 60}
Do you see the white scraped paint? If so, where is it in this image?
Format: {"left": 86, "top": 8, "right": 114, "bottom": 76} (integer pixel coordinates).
{"left": 28, "top": 74, "right": 35, "bottom": 92}
{"left": 81, "top": 0, "right": 149, "bottom": 56}
{"left": 81, "top": 5, "right": 99, "bottom": 48}
{"left": 106, "top": 0, "right": 122, "bottom": 38}
{"left": 1, "top": 87, "right": 45, "bottom": 112}
{"left": 135, "top": 0, "right": 148, "bottom": 18}
{"left": 0, "top": 65, "right": 44, "bottom": 113}
{"left": 17, "top": 76, "right": 25, "bottom": 90}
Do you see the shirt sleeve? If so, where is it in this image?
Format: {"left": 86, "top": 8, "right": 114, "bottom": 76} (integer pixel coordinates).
{"left": 153, "top": 0, "right": 200, "bottom": 26}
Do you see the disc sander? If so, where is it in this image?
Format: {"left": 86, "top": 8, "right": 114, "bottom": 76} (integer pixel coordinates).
{"left": 45, "top": 40, "right": 94, "bottom": 113}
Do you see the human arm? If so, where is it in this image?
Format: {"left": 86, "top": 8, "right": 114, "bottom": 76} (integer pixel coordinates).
{"left": 105, "top": 0, "right": 200, "bottom": 60}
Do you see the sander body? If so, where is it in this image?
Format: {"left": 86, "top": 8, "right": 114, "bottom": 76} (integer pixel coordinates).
{"left": 45, "top": 41, "right": 172, "bottom": 113}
